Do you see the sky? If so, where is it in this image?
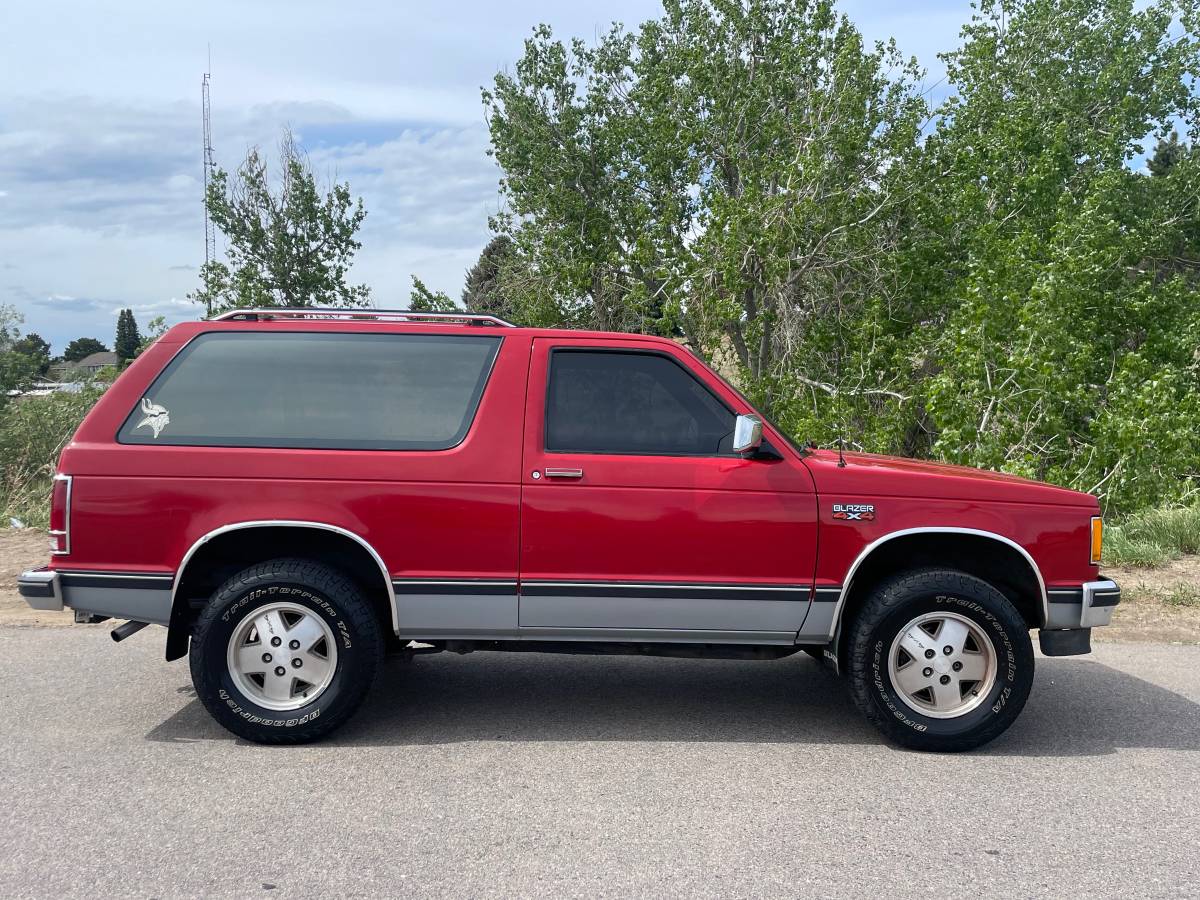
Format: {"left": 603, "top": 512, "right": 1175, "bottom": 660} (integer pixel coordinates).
{"left": 0, "top": 1, "right": 973, "bottom": 355}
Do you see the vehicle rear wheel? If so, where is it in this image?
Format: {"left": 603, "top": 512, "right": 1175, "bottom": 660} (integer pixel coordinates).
{"left": 846, "top": 568, "right": 1033, "bottom": 752}
{"left": 189, "top": 558, "right": 383, "bottom": 744}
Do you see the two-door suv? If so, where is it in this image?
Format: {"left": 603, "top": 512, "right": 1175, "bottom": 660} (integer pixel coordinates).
{"left": 18, "top": 309, "right": 1120, "bottom": 750}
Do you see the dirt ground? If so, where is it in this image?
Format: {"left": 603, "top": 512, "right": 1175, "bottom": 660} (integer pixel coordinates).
{"left": 3, "top": 528, "right": 1199, "bottom": 641}
{"left": 0, "top": 530, "right": 76, "bottom": 626}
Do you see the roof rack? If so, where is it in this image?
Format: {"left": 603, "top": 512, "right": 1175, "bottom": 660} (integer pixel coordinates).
{"left": 209, "top": 308, "right": 517, "bottom": 327}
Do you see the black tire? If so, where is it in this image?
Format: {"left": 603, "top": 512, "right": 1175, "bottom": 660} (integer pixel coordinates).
{"left": 846, "top": 568, "right": 1034, "bottom": 752}
{"left": 189, "top": 558, "right": 383, "bottom": 744}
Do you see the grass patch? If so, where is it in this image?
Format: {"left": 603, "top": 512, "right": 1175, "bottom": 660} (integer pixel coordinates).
{"left": 1162, "top": 583, "right": 1200, "bottom": 608}
{"left": 1103, "top": 504, "right": 1200, "bottom": 568}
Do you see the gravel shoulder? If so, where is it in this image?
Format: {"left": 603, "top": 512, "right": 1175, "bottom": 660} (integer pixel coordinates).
{"left": 4, "top": 527, "right": 1199, "bottom": 641}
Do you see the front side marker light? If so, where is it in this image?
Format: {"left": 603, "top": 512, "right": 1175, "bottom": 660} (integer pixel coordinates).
{"left": 1090, "top": 516, "right": 1103, "bottom": 565}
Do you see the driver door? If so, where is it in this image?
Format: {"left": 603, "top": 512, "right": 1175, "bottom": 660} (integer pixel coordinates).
{"left": 518, "top": 336, "right": 817, "bottom": 640}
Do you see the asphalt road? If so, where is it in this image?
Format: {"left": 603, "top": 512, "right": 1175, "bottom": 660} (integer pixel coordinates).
{"left": 1, "top": 628, "right": 1198, "bottom": 899}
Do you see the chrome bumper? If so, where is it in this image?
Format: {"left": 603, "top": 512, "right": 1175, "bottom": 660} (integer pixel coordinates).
{"left": 16, "top": 568, "right": 173, "bottom": 624}
{"left": 16, "top": 568, "right": 64, "bottom": 611}
{"left": 1045, "top": 579, "right": 1121, "bottom": 629}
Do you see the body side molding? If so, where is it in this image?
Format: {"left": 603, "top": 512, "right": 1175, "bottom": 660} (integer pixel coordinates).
{"left": 827, "top": 526, "right": 1049, "bottom": 639}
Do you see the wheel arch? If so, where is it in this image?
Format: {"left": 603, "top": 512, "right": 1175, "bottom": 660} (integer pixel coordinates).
{"left": 165, "top": 520, "right": 396, "bottom": 661}
{"left": 828, "top": 527, "right": 1047, "bottom": 671}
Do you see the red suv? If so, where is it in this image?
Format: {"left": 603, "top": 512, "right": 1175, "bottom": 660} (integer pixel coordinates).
{"left": 18, "top": 309, "right": 1119, "bottom": 750}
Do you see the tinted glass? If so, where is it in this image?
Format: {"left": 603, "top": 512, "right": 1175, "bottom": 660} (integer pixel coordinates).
{"left": 118, "top": 332, "right": 501, "bottom": 450}
{"left": 545, "top": 350, "right": 734, "bottom": 455}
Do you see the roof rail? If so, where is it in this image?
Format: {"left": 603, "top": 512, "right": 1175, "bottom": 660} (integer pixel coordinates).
{"left": 209, "top": 308, "right": 517, "bottom": 327}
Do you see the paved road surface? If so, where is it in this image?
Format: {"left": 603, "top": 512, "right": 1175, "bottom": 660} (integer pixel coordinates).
{"left": 1, "top": 628, "right": 1198, "bottom": 898}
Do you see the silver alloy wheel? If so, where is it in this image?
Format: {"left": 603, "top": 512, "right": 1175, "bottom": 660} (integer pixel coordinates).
{"left": 226, "top": 601, "right": 338, "bottom": 711}
{"left": 887, "top": 611, "right": 997, "bottom": 719}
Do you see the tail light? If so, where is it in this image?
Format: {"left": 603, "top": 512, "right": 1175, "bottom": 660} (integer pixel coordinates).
{"left": 49, "top": 474, "right": 72, "bottom": 556}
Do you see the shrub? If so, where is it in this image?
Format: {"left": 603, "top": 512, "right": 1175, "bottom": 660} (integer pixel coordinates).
{"left": 0, "top": 387, "right": 104, "bottom": 529}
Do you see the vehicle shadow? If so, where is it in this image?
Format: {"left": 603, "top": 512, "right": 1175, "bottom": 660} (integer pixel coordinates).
{"left": 145, "top": 651, "right": 1200, "bottom": 757}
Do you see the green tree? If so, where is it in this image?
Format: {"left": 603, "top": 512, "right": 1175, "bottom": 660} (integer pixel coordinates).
{"left": 907, "top": 0, "right": 1200, "bottom": 510}
{"left": 462, "top": 235, "right": 516, "bottom": 319}
{"left": 486, "top": 0, "right": 926, "bottom": 403}
{"left": 62, "top": 337, "right": 108, "bottom": 362}
{"left": 12, "top": 332, "right": 51, "bottom": 376}
{"left": 136, "top": 316, "right": 168, "bottom": 356}
{"left": 0, "top": 305, "right": 39, "bottom": 405}
{"left": 192, "top": 128, "right": 371, "bottom": 315}
{"left": 408, "top": 276, "right": 456, "bottom": 312}
{"left": 1148, "top": 130, "right": 1187, "bottom": 177}
{"left": 486, "top": 0, "right": 1200, "bottom": 513}
{"left": 114, "top": 309, "right": 141, "bottom": 362}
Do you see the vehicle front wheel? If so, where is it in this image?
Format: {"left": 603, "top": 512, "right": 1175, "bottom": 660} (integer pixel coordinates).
{"left": 846, "top": 568, "right": 1034, "bottom": 752}
{"left": 189, "top": 558, "right": 383, "bottom": 744}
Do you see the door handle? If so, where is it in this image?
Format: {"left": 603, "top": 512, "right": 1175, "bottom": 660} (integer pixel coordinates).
{"left": 543, "top": 467, "right": 584, "bottom": 479}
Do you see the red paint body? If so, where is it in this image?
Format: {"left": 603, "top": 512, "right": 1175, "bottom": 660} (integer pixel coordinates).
{"left": 49, "top": 320, "right": 1101, "bottom": 623}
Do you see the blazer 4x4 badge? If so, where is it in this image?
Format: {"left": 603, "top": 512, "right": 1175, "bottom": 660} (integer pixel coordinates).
{"left": 832, "top": 503, "right": 876, "bottom": 521}
{"left": 135, "top": 397, "right": 170, "bottom": 439}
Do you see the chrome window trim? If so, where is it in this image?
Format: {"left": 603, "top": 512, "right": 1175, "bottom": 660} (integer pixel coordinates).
{"left": 49, "top": 473, "right": 72, "bottom": 556}
{"left": 828, "top": 526, "right": 1049, "bottom": 639}
{"left": 172, "top": 520, "right": 399, "bottom": 633}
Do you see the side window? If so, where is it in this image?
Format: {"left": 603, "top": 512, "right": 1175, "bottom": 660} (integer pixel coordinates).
{"left": 545, "top": 350, "right": 735, "bottom": 456}
{"left": 118, "top": 332, "right": 501, "bottom": 450}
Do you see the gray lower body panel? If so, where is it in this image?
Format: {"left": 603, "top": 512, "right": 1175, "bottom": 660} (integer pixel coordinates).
{"left": 392, "top": 580, "right": 518, "bottom": 635}
{"left": 519, "top": 593, "right": 809, "bottom": 632}
{"left": 393, "top": 579, "right": 813, "bottom": 645}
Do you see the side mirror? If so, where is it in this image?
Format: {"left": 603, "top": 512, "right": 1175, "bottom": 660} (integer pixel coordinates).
{"left": 732, "top": 414, "right": 763, "bottom": 456}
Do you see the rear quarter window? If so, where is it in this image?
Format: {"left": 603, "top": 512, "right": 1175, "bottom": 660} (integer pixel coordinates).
{"left": 118, "top": 331, "right": 501, "bottom": 450}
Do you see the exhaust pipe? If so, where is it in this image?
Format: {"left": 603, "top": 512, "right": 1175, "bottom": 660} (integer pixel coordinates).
{"left": 111, "top": 620, "right": 149, "bottom": 642}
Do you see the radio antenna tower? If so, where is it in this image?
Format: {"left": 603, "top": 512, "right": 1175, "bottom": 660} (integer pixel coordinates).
{"left": 201, "top": 47, "right": 216, "bottom": 315}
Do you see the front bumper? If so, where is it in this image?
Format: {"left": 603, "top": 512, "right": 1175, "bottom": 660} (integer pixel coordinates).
{"left": 1045, "top": 579, "right": 1122, "bottom": 629}
{"left": 17, "top": 567, "right": 173, "bottom": 624}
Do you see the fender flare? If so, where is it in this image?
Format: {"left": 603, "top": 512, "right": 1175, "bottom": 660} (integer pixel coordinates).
{"left": 827, "top": 526, "right": 1049, "bottom": 642}
{"left": 164, "top": 520, "right": 396, "bottom": 660}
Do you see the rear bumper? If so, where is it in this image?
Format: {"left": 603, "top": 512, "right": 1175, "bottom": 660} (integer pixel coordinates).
{"left": 16, "top": 568, "right": 63, "bottom": 611}
{"left": 16, "top": 568, "right": 173, "bottom": 625}
{"left": 1045, "top": 579, "right": 1121, "bottom": 629}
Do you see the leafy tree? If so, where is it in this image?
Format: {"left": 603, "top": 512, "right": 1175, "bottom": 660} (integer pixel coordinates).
{"left": 114, "top": 309, "right": 141, "bottom": 362}
{"left": 192, "top": 128, "right": 371, "bottom": 315}
{"left": 485, "top": 0, "right": 1200, "bottom": 513}
{"left": 137, "top": 316, "right": 168, "bottom": 356}
{"left": 12, "top": 333, "right": 51, "bottom": 376}
{"left": 487, "top": 0, "right": 926, "bottom": 400}
{"left": 907, "top": 0, "right": 1200, "bottom": 510}
{"left": 408, "top": 276, "right": 456, "bottom": 312}
{"left": 0, "top": 305, "right": 39, "bottom": 405}
{"left": 62, "top": 337, "right": 109, "bottom": 362}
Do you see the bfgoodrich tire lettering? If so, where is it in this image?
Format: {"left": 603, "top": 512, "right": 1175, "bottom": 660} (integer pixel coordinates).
{"left": 189, "top": 558, "right": 383, "bottom": 744}
{"left": 846, "top": 568, "right": 1034, "bottom": 752}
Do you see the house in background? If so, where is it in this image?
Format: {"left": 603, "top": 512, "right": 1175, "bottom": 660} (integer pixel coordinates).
{"left": 47, "top": 351, "right": 120, "bottom": 380}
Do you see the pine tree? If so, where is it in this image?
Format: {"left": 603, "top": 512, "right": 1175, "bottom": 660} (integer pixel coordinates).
{"left": 1148, "top": 131, "right": 1185, "bottom": 177}
{"left": 462, "top": 235, "right": 514, "bottom": 318}
{"left": 114, "top": 309, "right": 141, "bottom": 362}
